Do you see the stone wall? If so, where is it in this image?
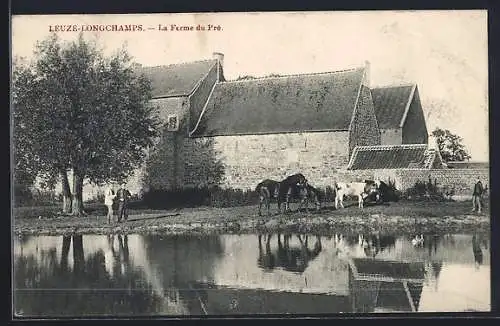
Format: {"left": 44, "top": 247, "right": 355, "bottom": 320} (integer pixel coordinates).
{"left": 139, "top": 97, "right": 189, "bottom": 191}
{"left": 380, "top": 128, "right": 402, "bottom": 145}
{"left": 342, "top": 168, "right": 489, "bottom": 197}
{"left": 151, "top": 96, "right": 188, "bottom": 123}
{"left": 394, "top": 168, "right": 489, "bottom": 196}
{"left": 349, "top": 85, "right": 381, "bottom": 156}
{"left": 181, "top": 131, "right": 351, "bottom": 190}
{"left": 402, "top": 87, "right": 428, "bottom": 144}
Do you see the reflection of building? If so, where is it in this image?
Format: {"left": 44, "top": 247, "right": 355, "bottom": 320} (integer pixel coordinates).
{"left": 190, "top": 282, "right": 351, "bottom": 315}
{"left": 178, "top": 257, "right": 426, "bottom": 314}
{"left": 348, "top": 258, "right": 425, "bottom": 313}
{"left": 14, "top": 233, "right": 490, "bottom": 315}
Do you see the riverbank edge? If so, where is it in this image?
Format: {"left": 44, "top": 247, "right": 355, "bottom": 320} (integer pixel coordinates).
{"left": 13, "top": 214, "right": 490, "bottom": 237}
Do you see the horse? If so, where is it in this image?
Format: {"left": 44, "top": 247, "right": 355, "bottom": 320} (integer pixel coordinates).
{"left": 297, "top": 183, "right": 322, "bottom": 212}
{"left": 334, "top": 180, "right": 380, "bottom": 209}
{"left": 256, "top": 173, "right": 308, "bottom": 215}
{"left": 277, "top": 173, "right": 308, "bottom": 213}
{"left": 256, "top": 179, "right": 280, "bottom": 216}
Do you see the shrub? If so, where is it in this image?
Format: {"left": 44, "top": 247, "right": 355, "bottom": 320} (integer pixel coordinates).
{"left": 379, "top": 178, "right": 402, "bottom": 202}
{"left": 14, "top": 186, "right": 60, "bottom": 207}
{"left": 140, "top": 186, "right": 260, "bottom": 209}
{"left": 403, "top": 176, "right": 450, "bottom": 202}
{"left": 13, "top": 183, "right": 33, "bottom": 207}
{"left": 210, "top": 187, "right": 259, "bottom": 208}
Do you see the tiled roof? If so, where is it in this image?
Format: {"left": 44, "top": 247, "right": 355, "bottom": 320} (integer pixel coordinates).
{"left": 371, "top": 84, "right": 415, "bottom": 129}
{"left": 348, "top": 144, "right": 431, "bottom": 170}
{"left": 351, "top": 258, "right": 425, "bottom": 280}
{"left": 446, "top": 161, "right": 489, "bottom": 169}
{"left": 190, "top": 68, "right": 365, "bottom": 137}
{"left": 138, "top": 59, "right": 218, "bottom": 98}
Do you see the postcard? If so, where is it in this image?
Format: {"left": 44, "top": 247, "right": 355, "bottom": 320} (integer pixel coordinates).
{"left": 11, "top": 11, "right": 490, "bottom": 317}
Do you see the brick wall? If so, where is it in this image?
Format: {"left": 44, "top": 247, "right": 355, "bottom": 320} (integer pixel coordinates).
{"left": 380, "top": 128, "right": 402, "bottom": 145}
{"left": 349, "top": 86, "right": 381, "bottom": 156}
{"left": 402, "top": 87, "right": 428, "bottom": 144}
{"left": 181, "top": 131, "right": 351, "bottom": 190}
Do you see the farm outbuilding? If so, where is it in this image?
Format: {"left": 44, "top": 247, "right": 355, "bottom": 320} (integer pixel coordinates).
{"left": 134, "top": 52, "right": 433, "bottom": 192}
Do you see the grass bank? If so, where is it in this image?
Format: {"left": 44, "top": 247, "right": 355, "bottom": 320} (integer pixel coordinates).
{"left": 12, "top": 200, "right": 490, "bottom": 236}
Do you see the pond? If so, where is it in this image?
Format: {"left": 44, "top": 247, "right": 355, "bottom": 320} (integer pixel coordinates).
{"left": 13, "top": 231, "right": 490, "bottom": 317}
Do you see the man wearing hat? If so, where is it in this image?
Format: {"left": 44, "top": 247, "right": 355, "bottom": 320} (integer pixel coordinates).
{"left": 472, "top": 177, "right": 485, "bottom": 214}
{"left": 116, "top": 183, "right": 132, "bottom": 222}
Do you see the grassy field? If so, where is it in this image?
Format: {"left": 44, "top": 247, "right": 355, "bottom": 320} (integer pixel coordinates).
{"left": 12, "top": 199, "right": 490, "bottom": 236}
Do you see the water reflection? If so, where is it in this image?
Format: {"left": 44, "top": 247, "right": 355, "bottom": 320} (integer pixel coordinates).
{"left": 257, "top": 234, "right": 322, "bottom": 273}
{"left": 13, "top": 232, "right": 490, "bottom": 316}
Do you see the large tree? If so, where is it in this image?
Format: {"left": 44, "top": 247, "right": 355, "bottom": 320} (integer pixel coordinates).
{"left": 431, "top": 127, "right": 471, "bottom": 162}
{"left": 12, "top": 33, "right": 160, "bottom": 215}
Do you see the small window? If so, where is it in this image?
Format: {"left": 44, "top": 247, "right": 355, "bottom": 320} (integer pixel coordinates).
{"left": 166, "top": 115, "right": 179, "bottom": 131}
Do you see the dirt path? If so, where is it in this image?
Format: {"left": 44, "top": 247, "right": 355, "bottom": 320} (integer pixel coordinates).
{"left": 12, "top": 200, "right": 490, "bottom": 236}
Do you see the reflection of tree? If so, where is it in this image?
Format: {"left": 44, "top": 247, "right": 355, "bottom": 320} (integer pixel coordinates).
{"left": 141, "top": 234, "right": 225, "bottom": 315}
{"left": 257, "top": 234, "right": 322, "bottom": 274}
{"left": 60, "top": 236, "right": 71, "bottom": 272}
{"left": 72, "top": 235, "right": 85, "bottom": 275}
{"left": 14, "top": 235, "right": 163, "bottom": 317}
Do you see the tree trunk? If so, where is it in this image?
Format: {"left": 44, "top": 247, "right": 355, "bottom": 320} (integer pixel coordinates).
{"left": 70, "top": 170, "right": 86, "bottom": 216}
{"left": 61, "top": 170, "right": 72, "bottom": 214}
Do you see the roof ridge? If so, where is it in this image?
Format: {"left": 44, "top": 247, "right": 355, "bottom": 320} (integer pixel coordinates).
{"left": 371, "top": 82, "right": 416, "bottom": 89}
{"left": 223, "top": 67, "right": 365, "bottom": 84}
{"left": 447, "top": 161, "right": 489, "bottom": 164}
{"left": 141, "top": 58, "right": 216, "bottom": 70}
{"left": 355, "top": 144, "right": 428, "bottom": 151}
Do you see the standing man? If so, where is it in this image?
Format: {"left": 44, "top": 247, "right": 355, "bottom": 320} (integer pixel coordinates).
{"left": 472, "top": 177, "right": 484, "bottom": 214}
{"left": 116, "top": 183, "right": 132, "bottom": 222}
{"left": 104, "top": 184, "right": 116, "bottom": 224}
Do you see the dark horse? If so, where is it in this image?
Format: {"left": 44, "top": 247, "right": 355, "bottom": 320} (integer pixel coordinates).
{"left": 256, "top": 179, "right": 280, "bottom": 216}
{"left": 297, "top": 183, "right": 322, "bottom": 212}
{"left": 257, "top": 233, "right": 322, "bottom": 274}
{"left": 256, "top": 173, "right": 308, "bottom": 216}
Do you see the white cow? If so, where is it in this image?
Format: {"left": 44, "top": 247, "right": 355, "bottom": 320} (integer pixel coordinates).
{"left": 334, "top": 181, "right": 379, "bottom": 209}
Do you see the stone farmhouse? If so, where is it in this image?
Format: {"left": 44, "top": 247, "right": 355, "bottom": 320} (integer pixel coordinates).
{"left": 134, "top": 52, "right": 442, "bottom": 192}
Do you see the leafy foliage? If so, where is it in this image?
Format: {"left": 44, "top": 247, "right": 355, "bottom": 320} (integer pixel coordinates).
{"left": 12, "top": 33, "right": 161, "bottom": 212}
{"left": 234, "top": 75, "right": 257, "bottom": 81}
{"left": 403, "top": 176, "right": 450, "bottom": 202}
{"left": 431, "top": 128, "right": 471, "bottom": 162}
{"left": 140, "top": 187, "right": 259, "bottom": 209}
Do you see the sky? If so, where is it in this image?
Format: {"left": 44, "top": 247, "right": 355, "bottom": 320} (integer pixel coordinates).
{"left": 11, "top": 11, "right": 489, "bottom": 161}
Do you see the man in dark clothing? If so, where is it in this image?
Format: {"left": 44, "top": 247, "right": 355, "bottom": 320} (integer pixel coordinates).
{"left": 116, "top": 183, "right": 132, "bottom": 222}
{"left": 472, "top": 178, "right": 484, "bottom": 213}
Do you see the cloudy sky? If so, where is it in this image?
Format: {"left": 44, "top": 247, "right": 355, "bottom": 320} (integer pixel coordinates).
{"left": 12, "top": 11, "right": 489, "bottom": 161}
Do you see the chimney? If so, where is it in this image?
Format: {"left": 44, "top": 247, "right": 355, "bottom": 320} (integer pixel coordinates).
{"left": 363, "top": 60, "right": 371, "bottom": 88}
{"left": 212, "top": 52, "right": 224, "bottom": 67}
{"left": 428, "top": 134, "right": 439, "bottom": 150}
